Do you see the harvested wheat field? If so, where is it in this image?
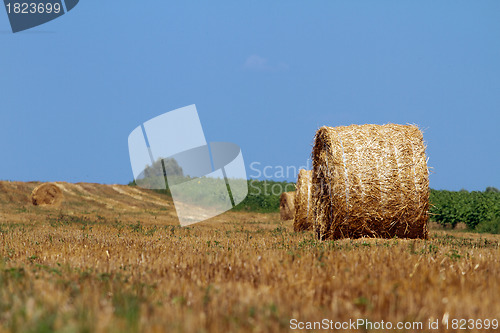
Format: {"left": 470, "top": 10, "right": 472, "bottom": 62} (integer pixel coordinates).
{"left": 1, "top": 181, "right": 499, "bottom": 333}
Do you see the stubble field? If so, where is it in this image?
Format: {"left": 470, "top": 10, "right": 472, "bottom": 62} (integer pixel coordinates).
{"left": 0, "top": 181, "right": 499, "bottom": 333}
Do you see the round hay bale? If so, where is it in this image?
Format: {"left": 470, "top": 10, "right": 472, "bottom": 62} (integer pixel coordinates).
{"left": 293, "top": 169, "right": 313, "bottom": 231}
{"left": 31, "top": 183, "right": 63, "bottom": 206}
{"left": 280, "top": 191, "right": 296, "bottom": 221}
{"left": 312, "top": 124, "right": 429, "bottom": 240}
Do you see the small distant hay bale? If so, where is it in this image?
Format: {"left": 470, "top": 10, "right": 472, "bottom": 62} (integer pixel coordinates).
{"left": 280, "top": 191, "right": 296, "bottom": 221}
{"left": 312, "top": 124, "right": 429, "bottom": 240}
{"left": 31, "top": 183, "right": 63, "bottom": 206}
{"left": 293, "top": 169, "right": 313, "bottom": 231}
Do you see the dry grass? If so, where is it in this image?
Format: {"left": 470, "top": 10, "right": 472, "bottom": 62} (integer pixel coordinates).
{"left": 0, "top": 181, "right": 499, "bottom": 333}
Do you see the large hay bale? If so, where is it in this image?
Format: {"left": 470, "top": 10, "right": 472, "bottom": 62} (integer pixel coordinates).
{"left": 31, "top": 183, "right": 63, "bottom": 206}
{"left": 293, "top": 169, "right": 313, "bottom": 231}
{"left": 312, "top": 124, "right": 429, "bottom": 240}
{"left": 280, "top": 192, "right": 296, "bottom": 220}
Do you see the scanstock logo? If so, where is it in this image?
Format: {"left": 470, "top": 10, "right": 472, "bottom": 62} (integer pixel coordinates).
{"left": 128, "top": 105, "right": 249, "bottom": 226}
{"left": 3, "top": 0, "right": 79, "bottom": 33}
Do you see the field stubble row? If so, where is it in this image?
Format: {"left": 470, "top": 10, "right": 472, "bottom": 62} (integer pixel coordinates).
{"left": 1, "top": 211, "right": 499, "bottom": 332}
{"left": 0, "top": 181, "right": 499, "bottom": 332}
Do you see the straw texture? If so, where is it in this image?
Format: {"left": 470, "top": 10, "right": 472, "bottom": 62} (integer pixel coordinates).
{"left": 312, "top": 124, "right": 429, "bottom": 240}
{"left": 31, "top": 183, "right": 63, "bottom": 206}
{"left": 280, "top": 192, "right": 296, "bottom": 221}
{"left": 293, "top": 169, "right": 314, "bottom": 231}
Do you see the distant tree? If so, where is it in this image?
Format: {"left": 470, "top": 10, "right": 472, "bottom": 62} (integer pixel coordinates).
{"left": 459, "top": 188, "right": 469, "bottom": 193}
{"left": 134, "top": 158, "right": 184, "bottom": 190}
{"left": 485, "top": 186, "right": 499, "bottom": 193}
{"left": 143, "top": 157, "right": 184, "bottom": 179}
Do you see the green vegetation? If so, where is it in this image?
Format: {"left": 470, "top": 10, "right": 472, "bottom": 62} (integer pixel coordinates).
{"left": 430, "top": 189, "right": 500, "bottom": 232}
{"left": 232, "top": 180, "right": 296, "bottom": 213}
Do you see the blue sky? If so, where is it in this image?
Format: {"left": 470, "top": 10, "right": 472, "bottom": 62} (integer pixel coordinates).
{"left": 1, "top": 1, "right": 499, "bottom": 191}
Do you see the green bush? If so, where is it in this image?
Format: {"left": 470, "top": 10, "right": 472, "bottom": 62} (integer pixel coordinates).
{"left": 475, "top": 217, "right": 500, "bottom": 234}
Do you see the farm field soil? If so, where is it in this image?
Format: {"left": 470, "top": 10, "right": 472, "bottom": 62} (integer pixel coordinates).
{"left": 0, "top": 181, "right": 499, "bottom": 333}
